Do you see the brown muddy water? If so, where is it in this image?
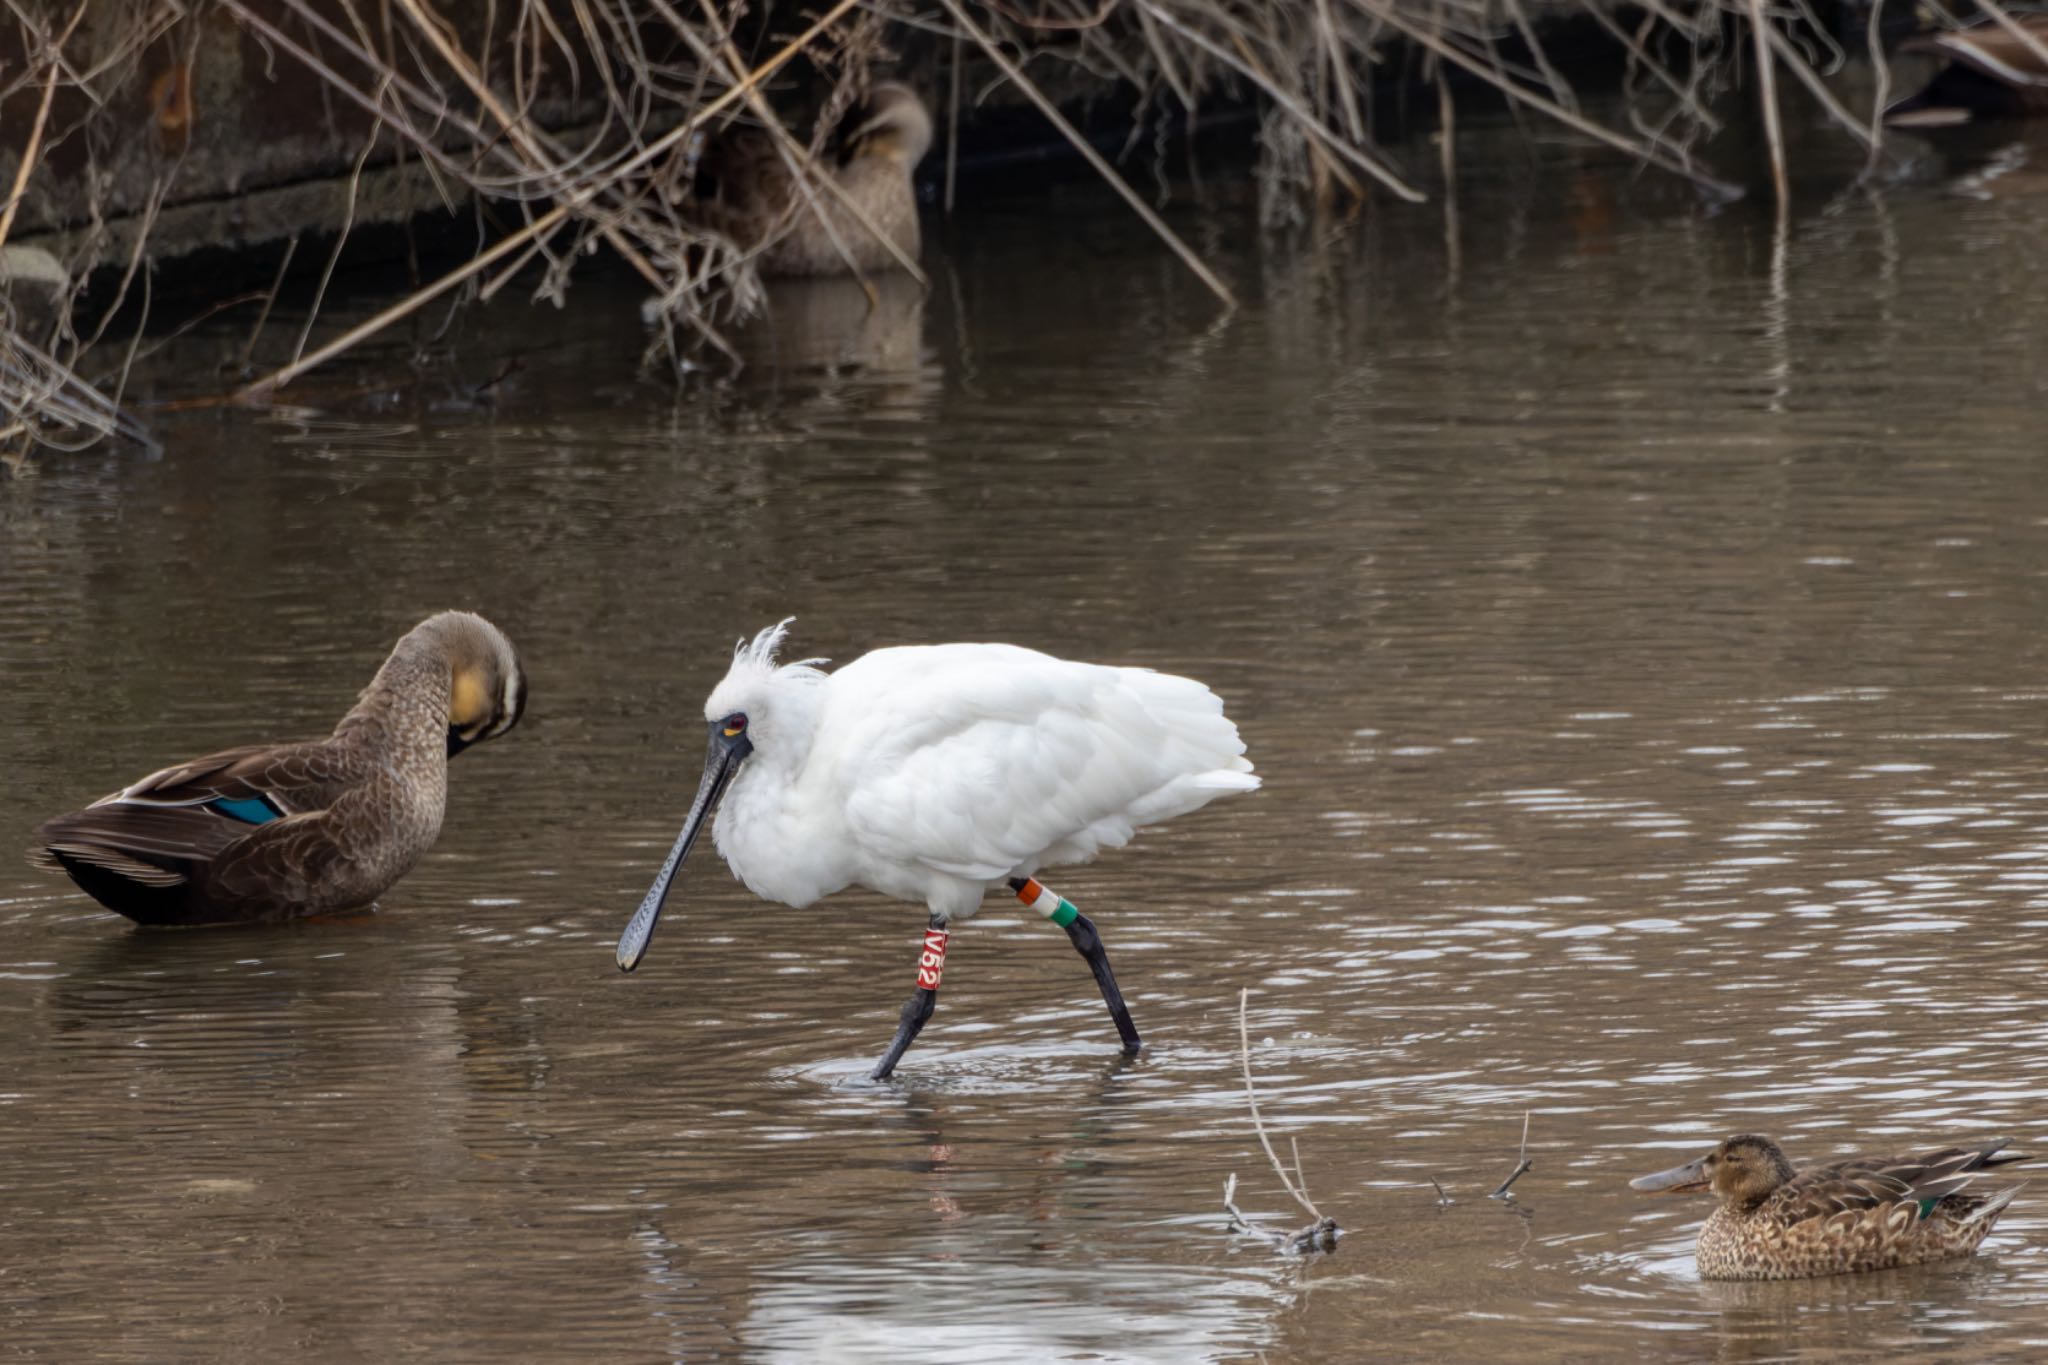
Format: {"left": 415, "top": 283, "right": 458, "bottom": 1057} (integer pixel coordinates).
{"left": 8, "top": 109, "right": 2048, "bottom": 1363}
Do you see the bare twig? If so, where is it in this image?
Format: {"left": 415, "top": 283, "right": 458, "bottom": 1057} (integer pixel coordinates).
{"left": 940, "top": 0, "right": 1240, "bottom": 309}
{"left": 0, "top": 68, "right": 58, "bottom": 258}
{"left": 1352, "top": 0, "right": 1745, "bottom": 199}
{"left": 1139, "top": 0, "right": 1423, "bottom": 203}
{"left": 234, "top": 0, "right": 863, "bottom": 399}
{"left": 292, "top": 113, "right": 385, "bottom": 368}
{"left": 239, "top": 235, "right": 300, "bottom": 375}
{"left": 1969, "top": 0, "right": 2048, "bottom": 72}
{"left": 1865, "top": 0, "right": 1892, "bottom": 177}
{"left": 1223, "top": 988, "right": 1339, "bottom": 1254}
{"left": 0, "top": 0, "right": 89, "bottom": 256}
{"left": 1238, "top": 988, "right": 1322, "bottom": 1222}
{"left": 944, "top": 25, "right": 963, "bottom": 216}
{"left": 1489, "top": 1111, "right": 1534, "bottom": 1200}
{"left": 1760, "top": 18, "right": 1874, "bottom": 151}
{"left": 1746, "top": 0, "right": 1790, "bottom": 211}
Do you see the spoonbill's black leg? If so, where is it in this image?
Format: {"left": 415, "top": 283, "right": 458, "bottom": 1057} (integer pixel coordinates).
{"left": 872, "top": 914, "right": 949, "bottom": 1080}
{"left": 1011, "top": 877, "right": 1142, "bottom": 1055}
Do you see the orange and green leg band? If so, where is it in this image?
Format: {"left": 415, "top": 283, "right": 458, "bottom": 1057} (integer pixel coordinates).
{"left": 1012, "top": 876, "right": 1079, "bottom": 928}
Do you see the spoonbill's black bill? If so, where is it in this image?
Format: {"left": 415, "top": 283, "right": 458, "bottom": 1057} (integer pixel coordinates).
{"left": 617, "top": 619, "right": 1258, "bottom": 1079}
{"left": 616, "top": 723, "right": 750, "bottom": 971}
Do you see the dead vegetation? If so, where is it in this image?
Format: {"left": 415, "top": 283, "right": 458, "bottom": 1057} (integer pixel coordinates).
{"left": 1223, "top": 988, "right": 1538, "bottom": 1254}
{"left": 1225, "top": 988, "right": 1341, "bottom": 1254}
{"left": 0, "top": 0, "right": 1999, "bottom": 459}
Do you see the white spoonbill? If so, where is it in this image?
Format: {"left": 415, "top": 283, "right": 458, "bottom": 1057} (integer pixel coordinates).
{"left": 616, "top": 620, "right": 1259, "bottom": 1079}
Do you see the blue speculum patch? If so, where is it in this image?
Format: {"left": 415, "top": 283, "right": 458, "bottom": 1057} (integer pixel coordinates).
{"left": 208, "top": 795, "right": 282, "bottom": 824}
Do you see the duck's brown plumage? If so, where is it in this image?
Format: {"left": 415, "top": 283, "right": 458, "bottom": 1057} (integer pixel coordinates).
{"left": 1888, "top": 18, "right": 2048, "bottom": 125}
{"left": 32, "top": 611, "right": 526, "bottom": 925}
{"left": 1633, "top": 1134, "right": 2028, "bottom": 1280}
{"left": 681, "top": 82, "right": 930, "bottom": 276}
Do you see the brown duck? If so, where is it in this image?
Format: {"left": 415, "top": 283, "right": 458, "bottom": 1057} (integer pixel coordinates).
{"left": 680, "top": 81, "right": 930, "bottom": 276}
{"left": 32, "top": 611, "right": 526, "bottom": 926}
{"left": 1887, "top": 18, "right": 2048, "bottom": 126}
{"left": 1632, "top": 1134, "right": 2028, "bottom": 1280}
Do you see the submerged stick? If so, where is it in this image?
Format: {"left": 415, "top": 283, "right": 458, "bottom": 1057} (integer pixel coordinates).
{"left": 938, "top": 0, "right": 1239, "bottom": 310}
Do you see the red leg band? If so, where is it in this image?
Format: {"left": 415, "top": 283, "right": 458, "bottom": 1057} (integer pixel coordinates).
{"left": 914, "top": 925, "right": 949, "bottom": 991}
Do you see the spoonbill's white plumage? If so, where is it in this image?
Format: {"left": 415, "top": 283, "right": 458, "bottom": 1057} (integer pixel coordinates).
{"left": 617, "top": 620, "right": 1258, "bottom": 1079}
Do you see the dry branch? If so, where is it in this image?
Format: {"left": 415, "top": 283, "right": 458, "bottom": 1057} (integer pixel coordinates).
{"left": 1488, "top": 1111, "right": 1534, "bottom": 1199}
{"left": 233, "top": 0, "right": 863, "bottom": 399}
{"left": 1223, "top": 988, "right": 1340, "bottom": 1254}
{"left": 1, "top": 0, "right": 1946, "bottom": 456}
{"left": 1746, "top": 0, "right": 1791, "bottom": 210}
{"left": 940, "top": 0, "right": 1240, "bottom": 308}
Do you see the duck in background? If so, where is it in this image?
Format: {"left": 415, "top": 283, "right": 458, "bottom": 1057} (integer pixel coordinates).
{"left": 32, "top": 611, "right": 526, "bottom": 926}
{"left": 1887, "top": 18, "right": 2048, "bottom": 126}
{"left": 676, "top": 81, "right": 931, "bottom": 276}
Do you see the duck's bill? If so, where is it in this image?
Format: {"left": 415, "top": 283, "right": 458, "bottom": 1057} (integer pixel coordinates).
{"left": 616, "top": 726, "right": 750, "bottom": 972}
{"left": 1630, "top": 1155, "right": 1711, "bottom": 1194}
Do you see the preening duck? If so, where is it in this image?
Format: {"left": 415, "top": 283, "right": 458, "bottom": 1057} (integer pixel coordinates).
{"left": 677, "top": 81, "right": 931, "bottom": 276}
{"left": 32, "top": 611, "right": 526, "bottom": 925}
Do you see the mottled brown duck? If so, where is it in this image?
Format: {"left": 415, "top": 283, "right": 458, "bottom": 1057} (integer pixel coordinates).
{"left": 1887, "top": 18, "right": 2048, "bottom": 126}
{"left": 680, "top": 82, "right": 930, "bottom": 276}
{"left": 1632, "top": 1134, "right": 2028, "bottom": 1280}
{"left": 32, "top": 611, "right": 526, "bottom": 926}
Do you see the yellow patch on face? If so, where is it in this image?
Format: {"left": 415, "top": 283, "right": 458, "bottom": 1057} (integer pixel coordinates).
{"left": 450, "top": 666, "right": 493, "bottom": 731}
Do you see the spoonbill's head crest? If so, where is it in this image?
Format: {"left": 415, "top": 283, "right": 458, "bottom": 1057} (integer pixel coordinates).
{"left": 702, "top": 618, "right": 828, "bottom": 756}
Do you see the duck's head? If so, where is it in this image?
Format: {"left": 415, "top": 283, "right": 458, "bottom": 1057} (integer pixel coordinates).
{"left": 847, "top": 82, "right": 932, "bottom": 167}
{"left": 1631, "top": 1134, "right": 1797, "bottom": 1208}
{"left": 422, "top": 611, "right": 527, "bottom": 756}
{"left": 616, "top": 619, "right": 825, "bottom": 971}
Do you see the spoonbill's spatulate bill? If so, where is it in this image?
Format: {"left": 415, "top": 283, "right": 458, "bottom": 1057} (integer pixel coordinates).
{"left": 617, "top": 620, "right": 1259, "bottom": 1079}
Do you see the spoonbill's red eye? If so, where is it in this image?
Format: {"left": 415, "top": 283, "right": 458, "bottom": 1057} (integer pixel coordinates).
{"left": 722, "top": 712, "right": 748, "bottom": 736}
